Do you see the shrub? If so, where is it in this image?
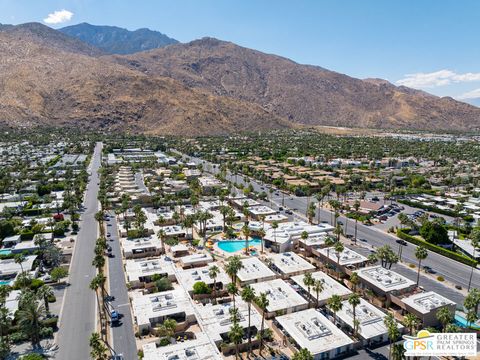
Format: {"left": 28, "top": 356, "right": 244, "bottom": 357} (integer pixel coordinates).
{"left": 192, "top": 239, "right": 200, "bottom": 247}
{"left": 420, "top": 221, "right": 450, "bottom": 245}
{"left": 155, "top": 277, "right": 173, "bottom": 292}
{"left": 42, "top": 316, "right": 59, "bottom": 329}
{"left": 50, "top": 267, "right": 68, "bottom": 282}
{"left": 437, "top": 276, "right": 445, "bottom": 282}
{"left": 159, "top": 337, "right": 171, "bottom": 347}
{"left": 21, "top": 354, "right": 45, "bottom": 360}
{"left": 30, "top": 279, "right": 45, "bottom": 291}
{"left": 192, "top": 281, "right": 211, "bottom": 295}
{"left": 39, "top": 326, "right": 53, "bottom": 338}
{"left": 397, "top": 229, "right": 477, "bottom": 267}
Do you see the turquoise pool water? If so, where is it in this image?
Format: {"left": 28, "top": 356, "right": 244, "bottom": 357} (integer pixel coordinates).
{"left": 0, "top": 249, "right": 12, "bottom": 256}
{"left": 455, "top": 314, "right": 480, "bottom": 329}
{"left": 218, "top": 238, "right": 262, "bottom": 253}
{"left": 0, "top": 280, "right": 11, "bottom": 286}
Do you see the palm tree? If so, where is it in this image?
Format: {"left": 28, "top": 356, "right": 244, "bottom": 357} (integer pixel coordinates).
{"left": 229, "top": 322, "right": 244, "bottom": 360}
{"left": 258, "top": 228, "right": 266, "bottom": 254}
{"left": 92, "top": 254, "right": 105, "bottom": 273}
{"left": 271, "top": 221, "right": 279, "bottom": 248}
{"left": 89, "top": 332, "right": 108, "bottom": 360}
{"left": 14, "top": 253, "right": 26, "bottom": 274}
{"left": 301, "top": 231, "right": 309, "bottom": 250}
{"left": 303, "top": 272, "right": 314, "bottom": 308}
{"left": 403, "top": 313, "right": 420, "bottom": 336}
{"left": 37, "top": 284, "right": 54, "bottom": 315}
{"left": 255, "top": 292, "right": 269, "bottom": 355}
{"left": 327, "top": 294, "right": 343, "bottom": 326}
{"left": 467, "top": 229, "right": 479, "bottom": 291}
{"left": 292, "top": 348, "right": 314, "bottom": 360}
{"left": 157, "top": 229, "right": 166, "bottom": 254}
{"left": 334, "top": 241, "right": 344, "bottom": 278}
{"left": 225, "top": 255, "right": 243, "bottom": 283}
{"left": 436, "top": 307, "right": 453, "bottom": 332}
{"left": 348, "top": 293, "right": 361, "bottom": 336}
{"left": 313, "top": 279, "right": 324, "bottom": 308}
{"left": 353, "top": 200, "right": 361, "bottom": 244}
{"left": 350, "top": 272, "right": 359, "bottom": 293}
{"left": 414, "top": 246, "right": 428, "bottom": 286}
{"left": 227, "top": 282, "right": 239, "bottom": 310}
{"left": 208, "top": 265, "right": 220, "bottom": 304}
{"left": 384, "top": 313, "right": 400, "bottom": 360}
{"left": 241, "top": 285, "right": 256, "bottom": 356}
{"left": 243, "top": 224, "right": 251, "bottom": 255}
{"left": 17, "top": 297, "right": 45, "bottom": 348}
{"left": 324, "top": 236, "right": 336, "bottom": 262}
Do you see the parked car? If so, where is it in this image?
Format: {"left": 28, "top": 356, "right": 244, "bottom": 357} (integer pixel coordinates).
{"left": 396, "top": 239, "right": 408, "bottom": 246}
{"left": 111, "top": 310, "right": 119, "bottom": 324}
{"left": 285, "top": 210, "right": 293, "bottom": 215}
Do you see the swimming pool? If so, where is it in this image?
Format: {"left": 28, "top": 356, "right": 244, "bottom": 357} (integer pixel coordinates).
{"left": 0, "top": 249, "right": 12, "bottom": 256}
{"left": 218, "top": 238, "right": 262, "bottom": 253}
{"left": 0, "top": 280, "right": 11, "bottom": 286}
{"left": 455, "top": 314, "right": 480, "bottom": 329}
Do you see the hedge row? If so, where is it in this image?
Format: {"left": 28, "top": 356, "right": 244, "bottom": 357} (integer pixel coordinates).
{"left": 397, "top": 229, "right": 477, "bottom": 267}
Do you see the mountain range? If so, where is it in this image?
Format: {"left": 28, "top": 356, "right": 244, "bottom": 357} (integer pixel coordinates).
{"left": 0, "top": 22, "right": 479, "bottom": 135}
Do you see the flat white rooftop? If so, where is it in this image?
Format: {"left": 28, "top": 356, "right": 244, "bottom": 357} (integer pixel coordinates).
{"left": 248, "top": 205, "right": 277, "bottom": 216}
{"left": 270, "top": 252, "right": 315, "bottom": 275}
{"left": 336, "top": 298, "right": 396, "bottom": 340}
{"left": 276, "top": 308, "right": 353, "bottom": 356}
{"left": 121, "top": 235, "right": 162, "bottom": 255}
{"left": 179, "top": 253, "right": 213, "bottom": 267}
{"left": 125, "top": 257, "right": 175, "bottom": 284}
{"left": 402, "top": 291, "right": 455, "bottom": 314}
{"left": 291, "top": 271, "right": 351, "bottom": 304}
{"left": 131, "top": 287, "right": 193, "bottom": 329}
{"left": 142, "top": 333, "right": 219, "bottom": 360}
{"left": 250, "top": 279, "right": 308, "bottom": 313}
{"left": 176, "top": 265, "right": 229, "bottom": 292}
{"left": 236, "top": 257, "right": 276, "bottom": 284}
{"left": 318, "top": 247, "right": 368, "bottom": 266}
{"left": 0, "top": 255, "right": 37, "bottom": 276}
{"left": 358, "top": 266, "right": 415, "bottom": 293}
{"left": 265, "top": 222, "right": 334, "bottom": 245}
{"left": 196, "top": 299, "right": 262, "bottom": 344}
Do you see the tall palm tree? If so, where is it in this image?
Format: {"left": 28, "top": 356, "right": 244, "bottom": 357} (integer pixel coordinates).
{"left": 89, "top": 332, "right": 108, "bottom": 360}
{"left": 225, "top": 255, "right": 243, "bottom": 283}
{"left": 384, "top": 313, "right": 400, "bottom": 360}
{"left": 467, "top": 229, "right": 479, "bottom": 291}
{"left": 14, "top": 253, "right": 26, "bottom": 274}
{"left": 37, "top": 284, "right": 54, "bottom": 315}
{"left": 303, "top": 272, "right": 314, "bottom": 308}
{"left": 227, "top": 282, "right": 239, "bottom": 310}
{"left": 348, "top": 293, "right": 361, "bottom": 337}
{"left": 241, "top": 285, "right": 256, "bottom": 356}
{"left": 255, "top": 292, "right": 269, "bottom": 355}
{"left": 208, "top": 265, "right": 220, "bottom": 305}
{"left": 350, "top": 272, "right": 359, "bottom": 293}
{"left": 293, "top": 348, "right": 314, "bottom": 360}
{"left": 353, "top": 200, "right": 360, "bottom": 244}
{"left": 17, "top": 297, "right": 45, "bottom": 348}
{"left": 229, "top": 322, "right": 244, "bottom": 360}
{"left": 327, "top": 294, "right": 343, "bottom": 326}
{"left": 271, "top": 221, "right": 279, "bottom": 248}
{"left": 313, "top": 279, "right": 324, "bottom": 308}
{"left": 436, "top": 307, "right": 453, "bottom": 332}
{"left": 258, "top": 228, "right": 266, "bottom": 254}
{"left": 324, "top": 236, "right": 336, "bottom": 262}
{"left": 92, "top": 254, "right": 105, "bottom": 273}
{"left": 243, "top": 224, "right": 251, "bottom": 255}
{"left": 414, "top": 246, "right": 428, "bottom": 286}
{"left": 157, "top": 229, "right": 166, "bottom": 254}
{"left": 334, "top": 241, "right": 345, "bottom": 279}
{"left": 403, "top": 313, "right": 420, "bottom": 336}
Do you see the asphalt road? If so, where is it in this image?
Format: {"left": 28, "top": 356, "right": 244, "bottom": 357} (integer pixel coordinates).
{"left": 181, "top": 152, "right": 480, "bottom": 292}
{"left": 107, "top": 211, "right": 137, "bottom": 360}
{"left": 55, "top": 142, "right": 102, "bottom": 360}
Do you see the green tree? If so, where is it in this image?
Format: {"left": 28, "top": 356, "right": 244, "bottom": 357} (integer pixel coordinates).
{"left": 292, "top": 348, "right": 314, "bottom": 360}
{"left": 414, "top": 246, "right": 428, "bottom": 286}
{"left": 37, "top": 285, "right": 54, "bottom": 315}
{"left": 313, "top": 279, "right": 325, "bottom": 308}
{"left": 228, "top": 322, "right": 244, "bottom": 360}
{"left": 403, "top": 313, "right": 420, "bottom": 336}
{"left": 225, "top": 255, "right": 243, "bottom": 283}
{"left": 327, "top": 294, "right": 343, "bottom": 325}
{"left": 303, "top": 272, "right": 314, "bottom": 308}
{"left": 192, "top": 281, "right": 211, "bottom": 295}
{"left": 89, "top": 332, "right": 108, "bottom": 360}
{"left": 436, "top": 307, "right": 453, "bottom": 332}
{"left": 255, "top": 292, "right": 269, "bottom": 355}
{"left": 384, "top": 313, "right": 400, "bottom": 360}
{"left": 227, "top": 282, "right": 239, "bottom": 310}
{"left": 17, "top": 297, "right": 45, "bottom": 347}
{"left": 208, "top": 265, "right": 220, "bottom": 304}
{"left": 348, "top": 293, "right": 361, "bottom": 337}
{"left": 241, "top": 285, "right": 256, "bottom": 356}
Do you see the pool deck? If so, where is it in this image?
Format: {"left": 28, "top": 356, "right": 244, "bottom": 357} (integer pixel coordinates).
{"left": 212, "top": 237, "right": 263, "bottom": 257}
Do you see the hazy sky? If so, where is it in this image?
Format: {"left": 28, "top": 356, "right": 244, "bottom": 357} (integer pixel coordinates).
{"left": 2, "top": 0, "right": 480, "bottom": 103}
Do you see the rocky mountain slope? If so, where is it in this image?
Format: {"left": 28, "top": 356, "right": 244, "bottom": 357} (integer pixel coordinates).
{"left": 0, "top": 24, "right": 289, "bottom": 135}
{"left": 59, "top": 23, "right": 178, "bottom": 54}
{"left": 112, "top": 38, "right": 480, "bottom": 131}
